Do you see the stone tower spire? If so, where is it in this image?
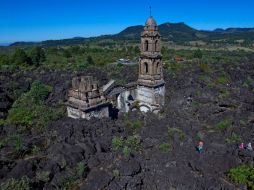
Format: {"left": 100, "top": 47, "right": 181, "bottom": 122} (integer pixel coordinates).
{"left": 136, "top": 16, "right": 165, "bottom": 113}
{"left": 137, "top": 16, "right": 165, "bottom": 87}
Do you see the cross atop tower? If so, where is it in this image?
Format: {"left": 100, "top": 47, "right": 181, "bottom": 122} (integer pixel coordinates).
{"left": 149, "top": 6, "right": 152, "bottom": 16}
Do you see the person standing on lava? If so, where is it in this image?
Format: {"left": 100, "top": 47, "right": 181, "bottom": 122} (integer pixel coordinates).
{"left": 196, "top": 141, "right": 204, "bottom": 153}
{"left": 239, "top": 143, "right": 244, "bottom": 150}
{"left": 247, "top": 142, "right": 253, "bottom": 151}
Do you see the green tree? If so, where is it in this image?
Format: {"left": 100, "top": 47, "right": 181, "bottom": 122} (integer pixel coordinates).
{"left": 12, "top": 49, "right": 31, "bottom": 65}
{"left": 47, "top": 47, "right": 58, "bottom": 54}
{"left": 70, "top": 46, "right": 81, "bottom": 55}
{"left": 87, "top": 55, "right": 95, "bottom": 65}
{"left": 161, "top": 46, "right": 168, "bottom": 55}
{"left": 62, "top": 49, "right": 72, "bottom": 58}
{"left": 30, "top": 47, "right": 46, "bottom": 66}
{"left": 193, "top": 49, "right": 203, "bottom": 59}
{"left": 134, "top": 46, "right": 140, "bottom": 55}
{"left": 0, "top": 54, "right": 9, "bottom": 66}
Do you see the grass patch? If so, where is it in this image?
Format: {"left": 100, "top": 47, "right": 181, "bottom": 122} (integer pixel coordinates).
{"left": 125, "top": 119, "right": 142, "bottom": 130}
{"left": 112, "top": 136, "right": 124, "bottom": 150}
{"left": 159, "top": 143, "right": 172, "bottom": 153}
{"left": 31, "top": 145, "right": 41, "bottom": 155}
{"left": 217, "top": 76, "right": 229, "bottom": 84}
{"left": 35, "top": 171, "right": 50, "bottom": 183}
{"left": 160, "top": 127, "right": 185, "bottom": 154}
{"left": 215, "top": 119, "right": 231, "bottom": 130}
{"left": 131, "top": 120, "right": 142, "bottom": 129}
{"left": 168, "top": 128, "right": 186, "bottom": 142}
{"left": 126, "top": 134, "right": 141, "bottom": 150}
{"left": 58, "top": 162, "right": 87, "bottom": 190}
{"left": 197, "top": 74, "right": 215, "bottom": 88}
{"left": 1, "top": 176, "right": 30, "bottom": 190}
{"left": 198, "top": 75, "right": 211, "bottom": 83}
{"left": 226, "top": 133, "right": 242, "bottom": 144}
{"left": 219, "top": 89, "right": 230, "bottom": 99}
{"left": 131, "top": 101, "right": 140, "bottom": 110}
{"left": 123, "top": 146, "right": 131, "bottom": 157}
{"left": 198, "top": 62, "right": 212, "bottom": 73}
{"left": 168, "top": 61, "right": 192, "bottom": 73}
{"left": 76, "top": 162, "right": 87, "bottom": 178}
{"left": 228, "top": 165, "right": 254, "bottom": 189}
{"left": 113, "top": 169, "right": 120, "bottom": 178}
{"left": 112, "top": 134, "right": 141, "bottom": 157}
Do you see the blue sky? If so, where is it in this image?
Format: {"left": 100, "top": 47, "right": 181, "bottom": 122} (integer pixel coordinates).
{"left": 0, "top": 0, "right": 253, "bottom": 43}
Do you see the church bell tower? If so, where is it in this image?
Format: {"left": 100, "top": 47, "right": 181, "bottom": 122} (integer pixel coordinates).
{"left": 136, "top": 15, "right": 165, "bottom": 113}
{"left": 138, "top": 16, "right": 164, "bottom": 86}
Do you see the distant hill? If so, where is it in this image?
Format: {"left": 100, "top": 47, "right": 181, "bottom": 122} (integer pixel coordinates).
{"left": 9, "top": 22, "right": 254, "bottom": 47}
{"left": 116, "top": 25, "right": 144, "bottom": 39}
{"left": 155, "top": 22, "right": 199, "bottom": 42}
{"left": 116, "top": 22, "right": 200, "bottom": 42}
{"left": 214, "top": 28, "right": 254, "bottom": 33}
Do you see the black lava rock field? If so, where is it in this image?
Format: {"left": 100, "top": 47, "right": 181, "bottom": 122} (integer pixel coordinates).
{"left": 0, "top": 60, "right": 254, "bottom": 190}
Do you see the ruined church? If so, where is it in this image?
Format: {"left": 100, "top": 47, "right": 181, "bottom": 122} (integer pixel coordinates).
{"left": 67, "top": 16, "right": 165, "bottom": 119}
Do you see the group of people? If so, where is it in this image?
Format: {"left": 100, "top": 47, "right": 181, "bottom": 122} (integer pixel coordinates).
{"left": 195, "top": 141, "right": 253, "bottom": 154}
{"left": 239, "top": 142, "right": 253, "bottom": 151}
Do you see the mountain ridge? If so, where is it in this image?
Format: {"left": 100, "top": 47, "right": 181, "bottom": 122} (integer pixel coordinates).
{"left": 10, "top": 22, "right": 254, "bottom": 47}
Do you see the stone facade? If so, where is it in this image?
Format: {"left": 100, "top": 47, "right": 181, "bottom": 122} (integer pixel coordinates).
{"left": 66, "top": 76, "right": 110, "bottom": 119}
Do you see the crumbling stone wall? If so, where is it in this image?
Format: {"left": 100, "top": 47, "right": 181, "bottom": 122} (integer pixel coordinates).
{"left": 67, "top": 76, "right": 110, "bottom": 120}
{"left": 117, "top": 88, "right": 136, "bottom": 113}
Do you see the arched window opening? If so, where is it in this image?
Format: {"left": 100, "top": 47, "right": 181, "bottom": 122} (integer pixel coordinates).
{"left": 144, "top": 62, "right": 149, "bottom": 74}
{"left": 128, "top": 95, "right": 134, "bottom": 101}
{"left": 155, "top": 40, "right": 158, "bottom": 52}
{"left": 144, "top": 40, "right": 149, "bottom": 51}
{"left": 157, "top": 62, "right": 160, "bottom": 74}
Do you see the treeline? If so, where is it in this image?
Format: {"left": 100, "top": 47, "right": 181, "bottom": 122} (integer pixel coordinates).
{"left": 161, "top": 46, "right": 252, "bottom": 63}
{"left": 0, "top": 44, "right": 252, "bottom": 73}
{"left": 0, "top": 47, "right": 45, "bottom": 67}
{"left": 0, "top": 45, "right": 140, "bottom": 71}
